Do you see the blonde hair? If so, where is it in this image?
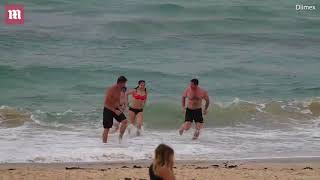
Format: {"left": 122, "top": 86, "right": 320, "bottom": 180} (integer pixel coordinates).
{"left": 153, "top": 144, "right": 174, "bottom": 173}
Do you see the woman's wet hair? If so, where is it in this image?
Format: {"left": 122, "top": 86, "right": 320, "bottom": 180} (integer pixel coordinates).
{"left": 153, "top": 144, "right": 174, "bottom": 172}
{"left": 138, "top": 80, "right": 145, "bottom": 84}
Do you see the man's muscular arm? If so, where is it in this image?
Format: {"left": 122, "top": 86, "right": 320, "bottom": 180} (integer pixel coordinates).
{"left": 203, "top": 91, "right": 210, "bottom": 115}
{"left": 182, "top": 88, "right": 188, "bottom": 111}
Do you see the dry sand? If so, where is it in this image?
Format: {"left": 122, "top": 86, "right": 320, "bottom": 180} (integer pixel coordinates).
{"left": 1, "top": 158, "right": 320, "bottom": 180}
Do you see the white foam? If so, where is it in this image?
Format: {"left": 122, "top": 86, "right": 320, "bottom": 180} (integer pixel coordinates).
{"left": 30, "top": 114, "right": 41, "bottom": 124}
{"left": 301, "top": 109, "right": 312, "bottom": 114}
{"left": 1, "top": 123, "right": 320, "bottom": 163}
{"left": 0, "top": 105, "right": 11, "bottom": 110}
{"left": 232, "top": 97, "right": 240, "bottom": 104}
{"left": 258, "top": 103, "right": 266, "bottom": 109}
{"left": 56, "top": 109, "right": 73, "bottom": 116}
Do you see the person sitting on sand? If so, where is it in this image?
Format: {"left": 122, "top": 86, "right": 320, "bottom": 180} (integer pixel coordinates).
{"left": 126, "top": 80, "right": 148, "bottom": 136}
{"left": 149, "top": 144, "right": 175, "bottom": 180}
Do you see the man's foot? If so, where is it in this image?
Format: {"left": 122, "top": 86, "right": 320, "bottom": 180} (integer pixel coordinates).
{"left": 136, "top": 129, "right": 141, "bottom": 136}
{"left": 119, "top": 135, "right": 123, "bottom": 143}
{"left": 127, "top": 125, "right": 131, "bottom": 135}
{"left": 179, "top": 129, "right": 184, "bottom": 135}
{"left": 192, "top": 130, "right": 200, "bottom": 140}
{"left": 192, "top": 136, "right": 198, "bottom": 140}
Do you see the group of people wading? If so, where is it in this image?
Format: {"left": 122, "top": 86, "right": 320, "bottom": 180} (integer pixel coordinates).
{"left": 102, "top": 76, "right": 210, "bottom": 143}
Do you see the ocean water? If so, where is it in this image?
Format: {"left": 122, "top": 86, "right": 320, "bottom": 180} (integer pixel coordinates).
{"left": 0, "top": 0, "right": 320, "bottom": 163}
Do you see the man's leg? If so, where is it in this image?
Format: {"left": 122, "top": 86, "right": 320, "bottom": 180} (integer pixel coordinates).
{"left": 119, "top": 119, "right": 128, "bottom": 140}
{"left": 102, "top": 107, "right": 113, "bottom": 143}
{"left": 179, "top": 121, "right": 192, "bottom": 135}
{"left": 192, "top": 122, "right": 203, "bottom": 140}
{"left": 115, "top": 112, "right": 128, "bottom": 142}
{"left": 110, "top": 120, "right": 119, "bottom": 134}
{"left": 103, "top": 128, "right": 109, "bottom": 143}
{"left": 180, "top": 108, "right": 193, "bottom": 135}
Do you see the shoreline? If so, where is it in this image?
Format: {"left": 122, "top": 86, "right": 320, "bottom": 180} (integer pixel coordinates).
{"left": 1, "top": 157, "right": 320, "bottom": 180}
{"left": 2, "top": 156, "right": 320, "bottom": 166}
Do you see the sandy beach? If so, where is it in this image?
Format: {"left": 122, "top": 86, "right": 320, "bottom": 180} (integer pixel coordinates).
{"left": 1, "top": 158, "right": 320, "bottom": 180}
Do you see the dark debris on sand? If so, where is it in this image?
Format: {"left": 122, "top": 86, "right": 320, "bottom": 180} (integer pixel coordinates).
{"left": 133, "top": 165, "right": 142, "bottom": 168}
{"left": 65, "top": 167, "right": 83, "bottom": 170}
{"left": 227, "top": 165, "right": 238, "bottom": 168}
{"left": 65, "top": 167, "right": 97, "bottom": 171}
{"left": 223, "top": 161, "right": 238, "bottom": 169}
{"left": 303, "top": 167, "right": 313, "bottom": 170}
{"left": 195, "top": 166, "right": 209, "bottom": 169}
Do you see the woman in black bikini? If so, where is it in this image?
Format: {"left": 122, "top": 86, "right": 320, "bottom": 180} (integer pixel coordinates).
{"left": 126, "top": 80, "right": 147, "bottom": 136}
{"left": 149, "top": 144, "right": 175, "bottom": 180}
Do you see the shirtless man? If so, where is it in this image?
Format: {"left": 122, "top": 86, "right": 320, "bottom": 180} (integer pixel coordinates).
{"left": 103, "top": 76, "right": 129, "bottom": 143}
{"left": 179, "top": 79, "right": 210, "bottom": 140}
